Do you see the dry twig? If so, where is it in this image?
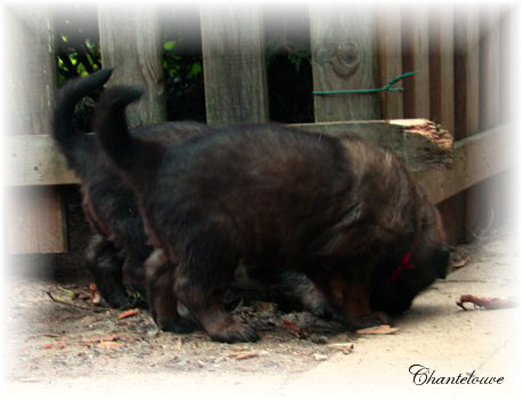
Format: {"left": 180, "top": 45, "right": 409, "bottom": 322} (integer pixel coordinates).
{"left": 456, "top": 294, "right": 518, "bottom": 311}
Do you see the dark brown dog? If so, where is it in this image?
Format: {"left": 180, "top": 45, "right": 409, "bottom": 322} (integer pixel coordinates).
{"left": 53, "top": 69, "right": 209, "bottom": 311}
{"left": 95, "top": 85, "right": 449, "bottom": 343}
{"left": 53, "top": 70, "right": 329, "bottom": 326}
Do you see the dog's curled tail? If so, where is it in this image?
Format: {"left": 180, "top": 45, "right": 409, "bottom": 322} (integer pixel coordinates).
{"left": 94, "top": 85, "right": 144, "bottom": 170}
{"left": 52, "top": 68, "right": 113, "bottom": 167}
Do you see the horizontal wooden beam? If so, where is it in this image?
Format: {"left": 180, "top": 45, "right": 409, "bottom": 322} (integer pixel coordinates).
{"left": 2, "top": 121, "right": 513, "bottom": 205}
{"left": 3, "top": 134, "right": 80, "bottom": 186}
{"left": 292, "top": 119, "right": 453, "bottom": 171}
{"left": 411, "top": 124, "right": 514, "bottom": 204}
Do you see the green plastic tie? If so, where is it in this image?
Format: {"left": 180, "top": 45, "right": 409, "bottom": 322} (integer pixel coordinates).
{"left": 312, "top": 71, "right": 419, "bottom": 95}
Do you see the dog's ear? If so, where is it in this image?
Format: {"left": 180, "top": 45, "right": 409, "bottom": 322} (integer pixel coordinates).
{"left": 432, "top": 245, "right": 450, "bottom": 279}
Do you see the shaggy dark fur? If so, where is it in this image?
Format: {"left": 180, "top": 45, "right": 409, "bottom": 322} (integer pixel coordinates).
{"left": 95, "top": 86, "right": 450, "bottom": 343}
{"left": 52, "top": 69, "right": 209, "bottom": 309}
{"left": 53, "top": 70, "right": 329, "bottom": 323}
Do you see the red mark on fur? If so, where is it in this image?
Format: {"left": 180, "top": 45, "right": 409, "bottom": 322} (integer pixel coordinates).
{"left": 390, "top": 251, "right": 415, "bottom": 282}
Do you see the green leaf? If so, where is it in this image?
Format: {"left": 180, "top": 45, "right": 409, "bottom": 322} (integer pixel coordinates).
{"left": 188, "top": 62, "right": 202, "bottom": 78}
{"left": 164, "top": 40, "right": 176, "bottom": 51}
{"left": 69, "top": 52, "right": 78, "bottom": 66}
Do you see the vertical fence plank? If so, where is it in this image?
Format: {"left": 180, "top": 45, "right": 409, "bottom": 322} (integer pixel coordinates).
{"left": 429, "top": 6, "right": 461, "bottom": 243}
{"left": 465, "top": 5, "right": 502, "bottom": 236}
{"left": 310, "top": 4, "right": 380, "bottom": 122}
{"left": 454, "top": 7, "right": 480, "bottom": 139}
{"left": 377, "top": 6, "right": 403, "bottom": 119}
{"left": 454, "top": 6, "right": 481, "bottom": 240}
{"left": 480, "top": 5, "right": 501, "bottom": 130}
{"left": 429, "top": 7, "right": 455, "bottom": 132}
{"left": 98, "top": 3, "right": 166, "bottom": 127}
{"left": 401, "top": 5, "right": 430, "bottom": 119}
{"left": 200, "top": 3, "right": 269, "bottom": 126}
{"left": 4, "top": 4, "right": 66, "bottom": 254}
{"left": 499, "top": 7, "right": 516, "bottom": 124}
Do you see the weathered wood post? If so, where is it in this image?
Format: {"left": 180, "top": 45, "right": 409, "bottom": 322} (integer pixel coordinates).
{"left": 4, "top": 4, "right": 67, "bottom": 254}
{"left": 377, "top": 6, "right": 404, "bottom": 119}
{"left": 310, "top": 4, "right": 381, "bottom": 121}
{"left": 200, "top": 3, "right": 269, "bottom": 126}
{"left": 98, "top": 3, "right": 166, "bottom": 127}
{"left": 428, "top": 6, "right": 460, "bottom": 243}
{"left": 465, "top": 4, "right": 503, "bottom": 236}
{"left": 401, "top": 5, "right": 430, "bottom": 119}
{"left": 454, "top": 6, "right": 481, "bottom": 239}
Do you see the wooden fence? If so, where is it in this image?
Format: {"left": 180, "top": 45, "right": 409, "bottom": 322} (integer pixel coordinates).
{"left": 2, "top": 3, "right": 516, "bottom": 254}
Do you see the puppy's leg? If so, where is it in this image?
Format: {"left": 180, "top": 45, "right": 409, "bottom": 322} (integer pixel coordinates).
{"left": 337, "top": 269, "right": 391, "bottom": 329}
{"left": 278, "top": 271, "right": 333, "bottom": 319}
{"left": 174, "top": 240, "right": 259, "bottom": 343}
{"left": 85, "top": 234, "right": 130, "bottom": 309}
{"left": 243, "top": 264, "right": 333, "bottom": 319}
{"left": 308, "top": 264, "right": 390, "bottom": 330}
{"left": 122, "top": 251, "right": 148, "bottom": 304}
{"left": 144, "top": 248, "right": 197, "bottom": 334}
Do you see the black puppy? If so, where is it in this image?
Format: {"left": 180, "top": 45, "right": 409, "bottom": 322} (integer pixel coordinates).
{"left": 95, "top": 86, "right": 449, "bottom": 343}
{"left": 53, "top": 69, "right": 209, "bottom": 309}
{"left": 53, "top": 71, "right": 329, "bottom": 326}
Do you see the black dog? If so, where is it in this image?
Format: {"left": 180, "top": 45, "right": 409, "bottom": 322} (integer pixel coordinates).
{"left": 95, "top": 86, "right": 449, "bottom": 343}
{"left": 53, "top": 69, "right": 209, "bottom": 309}
{"left": 53, "top": 70, "right": 329, "bottom": 326}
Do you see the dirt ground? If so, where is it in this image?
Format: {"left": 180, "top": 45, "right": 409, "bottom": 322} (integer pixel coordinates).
{"left": 2, "top": 228, "right": 521, "bottom": 399}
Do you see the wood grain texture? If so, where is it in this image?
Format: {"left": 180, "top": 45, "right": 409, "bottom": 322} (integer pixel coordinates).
{"left": 454, "top": 7, "right": 482, "bottom": 239}
{"left": 310, "top": 4, "right": 381, "bottom": 121}
{"left": 200, "top": 3, "right": 269, "bottom": 126}
{"left": 4, "top": 4, "right": 66, "bottom": 253}
{"left": 466, "top": 5, "right": 502, "bottom": 237}
{"left": 5, "top": 119, "right": 452, "bottom": 187}
{"left": 479, "top": 4, "right": 501, "bottom": 130}
{"left": 499, "top": 7, "right": 514, "bottom": 123}
{"left": 4, "top": 122, "right": 513, "bottom": 208}
{"left": 3, "top": 134, "right": 80, "bottom": 186}
{"left": 412, "top": 124, "right": 513, "bottom": 205}
{"left": 98, "top": 3, "right": 166, "bottom": 127}
{"left": 454, "top": 6, "right": 480, "bottom": 139}
{"left": 5, "top": 187, "right": 66, "bottom": 254}
{"left": 428, "top": 6, "right": 459, "bottom": 243}
{"left": 294, "top": 119, "right": 453, "bottom": 171}
{"left": 429, "top": 6, "right": 455, "bottom": 132}
{"left": 377, "top": 6, "right": 404, "bottom": 119}
{"left": 401, "top": 5, "right": 430, "bottom": 119}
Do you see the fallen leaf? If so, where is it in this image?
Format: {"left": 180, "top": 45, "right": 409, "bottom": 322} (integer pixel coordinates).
{"left": 58, "top": 286, "right": 77, "bottom": 300}
{"left": 313, "top": 353, "right": 328, "bottom": 361}
{"left": 327, "top": 342, "right": 354, "bottom": 351}
{"left": 281, "top": 319, "right": 306, "bottom": 339}
{"left": 89, "top": 283, "right": 102, "bottom": 304}
{"left": 99, "top": 341, "right": 123, "bottom": 349}
{"left": 39, "top": 333, "right": 60, "bottom": 338}
{"left": 235, "top": 352, "right": 258, "bottom": 360}
{"left": 456, "top": 294, "right": 518, "bottom": 311}
{"left": 452, "top": 257, "right": 470, "bottom": 269}
{"left": 81, "top": 334, "right": 120, "bottom": 344}
{"left": 117, "top": 309, "right": 139, "bottom": 320}
{"left": 356, "top": 325, "right": 400, "bottom": 335}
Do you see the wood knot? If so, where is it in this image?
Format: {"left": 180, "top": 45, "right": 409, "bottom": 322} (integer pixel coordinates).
{"left": 314, "top": 42, "right": 361, "bottom": 78}
{"left": 332, "top": 43, "right": 360, "bottom": 77}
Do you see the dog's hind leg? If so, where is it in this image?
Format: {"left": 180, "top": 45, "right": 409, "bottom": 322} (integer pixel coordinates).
{"left": 144, "top": 248, "right": 197, "bottom": 334}
{"left": 85, "top": 234, "right": 131, "bottom": 309}
{"left": 173, "top": 236, "right": 259, "bottom": 343}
